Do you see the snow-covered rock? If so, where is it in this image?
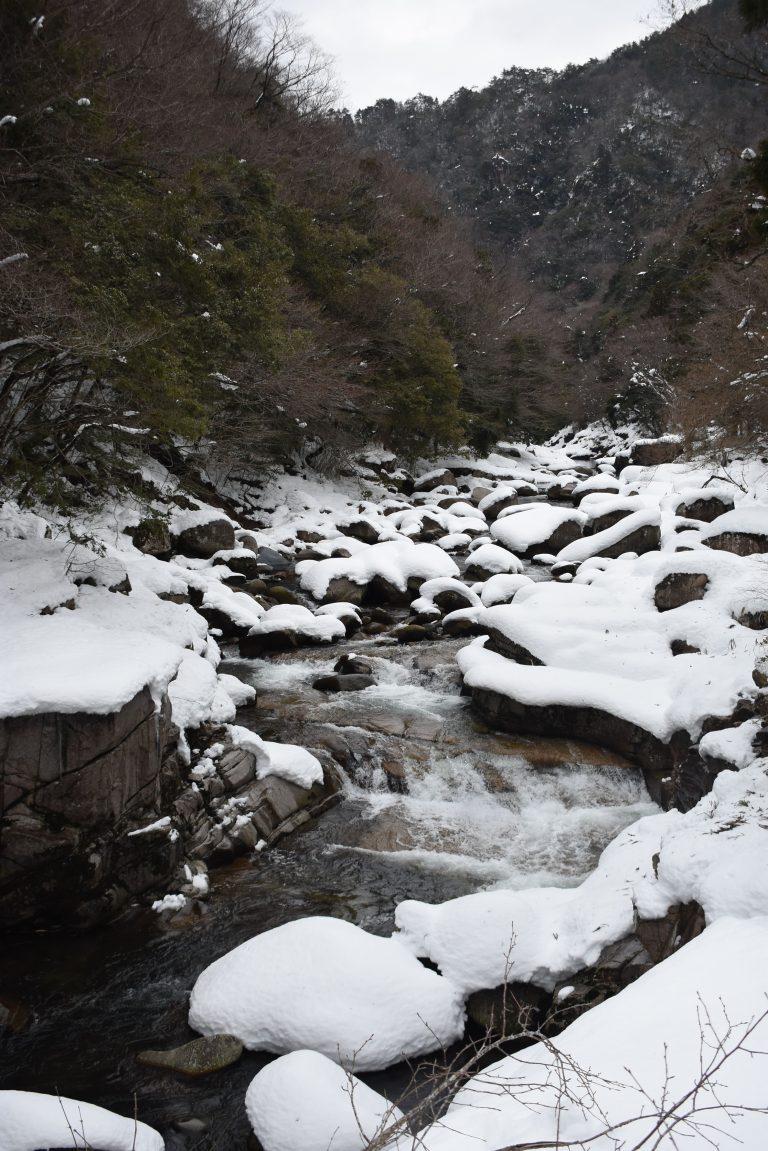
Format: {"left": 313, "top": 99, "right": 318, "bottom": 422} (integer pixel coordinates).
{"left": 0, "top": 1090, "right": 164, "bottom": 1151}
{"left": 189, "top": 916, "right": 465, "bottom": 1069}
{"left": 245, "top": 1050, "right": 404, "bottom": 1151}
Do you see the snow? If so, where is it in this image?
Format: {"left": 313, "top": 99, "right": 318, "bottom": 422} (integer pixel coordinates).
{"left": 0, "top": 1090, "right": 164, "bottom": 1151}
{"left": 188, "top": 916, "right": 465, "bottom": 1070}
{"left": 415, "top": 917, "right": 768, "bottom": 1151}
{"left": 245, "top": 1050, "right": 404, "bottom": 1151}
{"left": 246, "top": 603, "right": 346, "bottom": 643}
{"left": 479, "top": 573, "right": 534, "bottom": 606}
{"left": 458, "top": 543, "right": 765, "bottom": 743}
{"left": 555, "top": 507, "right": 660, "bottom": 563}
{"left": 0, "top": 615, "right": 182, "bottom": 719}
{"left": 491, "top": 505, "right": 586, "bottom": 553}
{"left": 297, "top": 540, "right": 459, "bottom": 601}
{"left": 701, "top": 503, "right": 768, "bottom": 540}
{"left": 227, "top": 724, "right": 323, "bottom": 789}
{"left": 465, "top": 542, "right": 524, "bottom": 574}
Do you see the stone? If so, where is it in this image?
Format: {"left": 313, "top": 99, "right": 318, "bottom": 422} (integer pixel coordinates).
{"left": 219, "top": 551, "right": 261, "bottom": 580}
{"left": 130, "top": 518, "right": 171, "bottom": 558}
{"left": 137, "top": 1033, "right": 243, "bottom": 1076}
{"left": 467, "top": 982, "right": 550, "bottom": 1038}
{"left": 175, "top": 518, "right": 235, "bottom": 559}
{"left": 675, "top": 494, "right": 734, "bottom": 522}
{"left": 393, "top": 624, "right": 431, "bottom": 644}
{"left": 588, "top": 507, "right": 634, "bottom": 534}
{"left": 413, "top": 468, "right": 456, "bottom": 492}
{"left": 670, "top": 639, "right": 700, "bottom": 655}
{"left": 630, "top": 439, "right": 682, "bottom": 467}
{"left": 334, "top": 655, "right": 373, "bottom": 675}
{"left": 217, "top": 747, "right": 256, "bottom": 792}
{"left": 341, "top": 519, "right": 380, "bottom": 544}
{"left": 312, "top": 674, "right": 376, "bottom": 692}
{"left": 654, "top": 572, "right": 709, "bottom": 612}
{"left": 442, "top": 615, "right": 481, "bottom": 637}
{"left": 257, "top": 547, "right": 292, "bottom": 571}
{"left": 705, "top": 531, "right": 768, "bottom": 557}
{"left": 265, "top": 584, "right": 300, "bottom": 606}
{"left": 432, "top": 587, "right": 476, "bottom": 613}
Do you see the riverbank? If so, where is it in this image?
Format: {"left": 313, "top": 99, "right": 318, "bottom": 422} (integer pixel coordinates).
{"left": 1, "top": 421, "right": 767, "bottom": 1149}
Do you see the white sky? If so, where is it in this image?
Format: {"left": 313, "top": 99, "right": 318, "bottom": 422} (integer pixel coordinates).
{"left": 276, "top": 0, "right": 702, "bottom": 111}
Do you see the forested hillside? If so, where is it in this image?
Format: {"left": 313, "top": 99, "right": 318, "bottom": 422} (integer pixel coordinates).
{"left": 355, "top": 0, "right": 768, "bottom": 445}
{"left": 0, "top": 0, "right": 529, "bottom": 507}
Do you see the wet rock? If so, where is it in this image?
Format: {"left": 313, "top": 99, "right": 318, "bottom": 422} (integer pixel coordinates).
{"left": 468, "top": 682, "right": 690, "bottom": 791}
{"left": 467, "top": 982, "right": 549, "bottom": 1038}
{"left": 175, "top": 518, "right": 235, "bottom": 559}
{"left": 485, "top": 629, "right": 543, "bottom": 665}
{"left": 341, "top": 519, "right": 380, "bottom": 544}
{"left": 393, "top": 623, "right": 431, "bottom": 644}
{"left": 654, "top": 572, "right": 709, "bottom": 612}
{"left": 297, "top": 529, "right": 323, "bottom": 544}
{"left": 547, "top": 482, "right": 578, "bottom": 501}
{"left": 257, "top": 547, "right": 292, "bottom": 571}
{"left": 0, "top": 993, "right": 32, "bottom": 1033}
{"left": 265, "top": 584, "right": 300, "bottom": 606}
{"left": 324, "top": 576, "right": 366, "bottom": 605}
{"left": 242, "top": 578, "right": 269, "bottom": 597}
{"left": 441, "top": 615, "right": 481, "bottom": 637}
{"left": 432, "top": 587, "right": 476, "bottom": 613}
{"left": 137, "top": 1033, "right": 243, "bottom": 1077}
{"left": 313, "top": 674, "right": 375, "bottom": 692}
{"left": 334, "top": 654, "right": 373, "bottom": 675}
{"left": 0, "top": 690, "right": 177, "bottom": 926}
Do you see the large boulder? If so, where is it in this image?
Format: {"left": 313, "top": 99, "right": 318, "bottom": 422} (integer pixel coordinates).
{"left": 0, "top": 689, "right": 179, "bottom": 926}
{"left": 174, "top": 517, "right": 235, "bottom": 558}
{"left": 703, "top": 506, "right": 768, "bottom": 556}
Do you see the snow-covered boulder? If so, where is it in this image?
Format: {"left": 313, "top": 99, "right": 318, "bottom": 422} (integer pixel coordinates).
{"left": 239, "top": 604, "right": 345, "bottom": 656}
{"left": 296, "top": 541, "right": 459, "bottom": 605}
{"left": 0, "top": 1090, "right": 163, "bottom": 1151}
{"left": 479, "top": 573, "right": 534, "bottom": 607}
{"left": 245, "top": 1050, "right": 404, "bottom": 1151}
{"left": 464, "top": 542, "right": 525, "bottom": 579}
{"left": 189, "top": 916, "right": 465, "bottom": 1069}
{"left": 491, "top": 505, "right": 586, "bottom": 558}
{"left": 412, "top": 917, "right": 768, "bottom": 1151}
{"left": 555, "top": 508, "right": 661, "bottom": 564}
{"left": 702, "top": 505, "right": 768, "bottom": 556}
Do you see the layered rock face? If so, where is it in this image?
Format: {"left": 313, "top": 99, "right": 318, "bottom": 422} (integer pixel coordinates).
{"left": 0, "top": 690, "right": 180, "bottom": 925}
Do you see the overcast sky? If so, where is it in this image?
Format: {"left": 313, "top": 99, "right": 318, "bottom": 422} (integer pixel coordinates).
{"left": 276, "top": 0, "right": 703, "bottom": 111}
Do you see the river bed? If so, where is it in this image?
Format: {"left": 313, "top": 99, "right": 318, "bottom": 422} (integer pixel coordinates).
{"left": 0, "top": 629, "right": 657, "bottom": 1148}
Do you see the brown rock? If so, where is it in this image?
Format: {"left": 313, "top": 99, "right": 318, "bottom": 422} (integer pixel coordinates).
{"left": 654, "top": 572, "right": 708, "bottom": 612}
{"left": 137, "top": 1034, "right": 243, "bottom": 1077}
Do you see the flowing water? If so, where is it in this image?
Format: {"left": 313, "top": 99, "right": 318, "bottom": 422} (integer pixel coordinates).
{"left": 0, "top": 629, "right": 658, "bottom": 1148}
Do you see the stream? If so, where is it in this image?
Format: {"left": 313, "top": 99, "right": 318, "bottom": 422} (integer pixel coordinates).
{"left": 0, "top": 628, "right": 657, "bottom": 1148}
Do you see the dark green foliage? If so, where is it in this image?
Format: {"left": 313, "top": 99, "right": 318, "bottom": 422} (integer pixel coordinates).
{"left": 0, "top": 0, "right": 490, "bottom": 500}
